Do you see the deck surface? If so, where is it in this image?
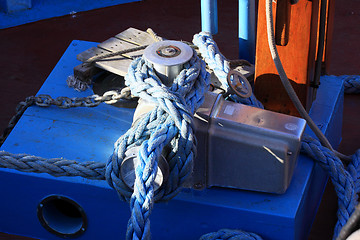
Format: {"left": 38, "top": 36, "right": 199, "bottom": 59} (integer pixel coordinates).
{"left": 0, "top": 0, "right": 359, "bottom": 239}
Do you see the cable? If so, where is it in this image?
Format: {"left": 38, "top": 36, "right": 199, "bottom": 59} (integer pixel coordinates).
{"left": 265, "top": 0, "right": 351, "bottom": 161}
{"left": 312, "top": 0, "right": 328, "bottom": 100}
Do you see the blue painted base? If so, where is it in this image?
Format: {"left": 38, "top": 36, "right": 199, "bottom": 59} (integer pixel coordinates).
{"left": 0, "top": 0, "right": 32, "bottom": 13}
{"left": 0, "top": 41, "right": 344, "bottom": 239}
{"left": 0, "top": 0, "right": 140, "bottom": 29}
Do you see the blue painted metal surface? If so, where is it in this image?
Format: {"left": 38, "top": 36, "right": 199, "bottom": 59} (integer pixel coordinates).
{"left": 201, "top": 0, "right": 218, "bottom": 35}
{"left": 307, "top": 75, "right": 344, "bottom": 145}
{"left": 0, "top": 0, "right": 31, "bottom": 13}
{"left": 238, "top": 0, "right": 256, "bottom": 63}
{"left": 0, "top": 0, "right": 141, "bottom": 29}
{"left": 0, "top": 41, "right": 344, "bottom": 239}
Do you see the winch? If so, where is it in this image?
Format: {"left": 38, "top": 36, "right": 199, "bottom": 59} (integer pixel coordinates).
{"left": 119, "top": 39, "right": 306, "bottom": 194}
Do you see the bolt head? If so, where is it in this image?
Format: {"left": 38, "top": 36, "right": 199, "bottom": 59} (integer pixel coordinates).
{"left": 156, "top": 45, "right": 181, "bottom": 58}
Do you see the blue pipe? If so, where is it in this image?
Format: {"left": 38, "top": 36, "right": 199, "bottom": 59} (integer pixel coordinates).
{"left": 201, "top": 0, "right": 218, "bottom": 35}
{"left": 238, "top": 0, "right": 256, "bottom": 63}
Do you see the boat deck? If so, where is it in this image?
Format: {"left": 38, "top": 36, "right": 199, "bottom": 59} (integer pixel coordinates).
{"left": 0, "top": 0, "right": 359, "bottom": 239}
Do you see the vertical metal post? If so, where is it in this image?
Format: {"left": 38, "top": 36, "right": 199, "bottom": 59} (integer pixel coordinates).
{"left": 201, "top": 0, "right": 218, "bottom": 35}
{"left": 238, "top": 0, "right": 256, "bottom": 63}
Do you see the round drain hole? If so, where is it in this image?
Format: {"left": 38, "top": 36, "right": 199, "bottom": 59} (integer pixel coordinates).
{"left": 37, "top": 195, "right": 87, "bottom": 238}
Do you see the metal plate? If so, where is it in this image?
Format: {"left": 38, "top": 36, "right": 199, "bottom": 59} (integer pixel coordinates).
{"left": 208, "top": 108, "right": 304, "bottom": 194}
{"left": 193, "top": 92, "right": 306, "bottom": 194}
{"left": 76, "top": 47, "right": 112, "bottom": 62}
{"left": 115, "top": 27, "right": 157, "bottom": 46}
{"left": 98, "top": 37, "right": 135, "bottom": 52}
{"left": 94, "top": 56, "right": 136, "bottom": 77}
{"left": 76, "top": 28, "right": 156, "bottom": 76}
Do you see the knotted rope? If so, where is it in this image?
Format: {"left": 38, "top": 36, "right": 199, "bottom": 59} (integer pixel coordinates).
{"left": 105, "top": 50, "right": 210, "bottom": 239}
{"left": 193, "top": 32, "right": 263, "bottom": 109}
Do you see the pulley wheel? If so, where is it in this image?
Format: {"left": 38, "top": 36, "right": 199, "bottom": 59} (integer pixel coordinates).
{"left": 226, "top": 69, "right": 252, "bottom": 98}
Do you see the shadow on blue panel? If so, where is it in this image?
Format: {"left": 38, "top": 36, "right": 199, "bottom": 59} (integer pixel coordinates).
{"left": 0, "top": 0, "right": 141, "bottom": 29}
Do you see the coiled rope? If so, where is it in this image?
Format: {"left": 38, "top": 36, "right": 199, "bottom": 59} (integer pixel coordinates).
{"left": 105, "top": 50, "right": 209, "bottom": 239}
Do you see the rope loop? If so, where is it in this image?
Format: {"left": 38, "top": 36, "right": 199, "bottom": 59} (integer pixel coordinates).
{"left": 105, "top": 48, "right": 209, "bottom": 240}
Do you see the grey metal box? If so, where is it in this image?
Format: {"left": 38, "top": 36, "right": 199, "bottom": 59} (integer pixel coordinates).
{"left": 193, "top": 92, "right": 306, "bottom": 194}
